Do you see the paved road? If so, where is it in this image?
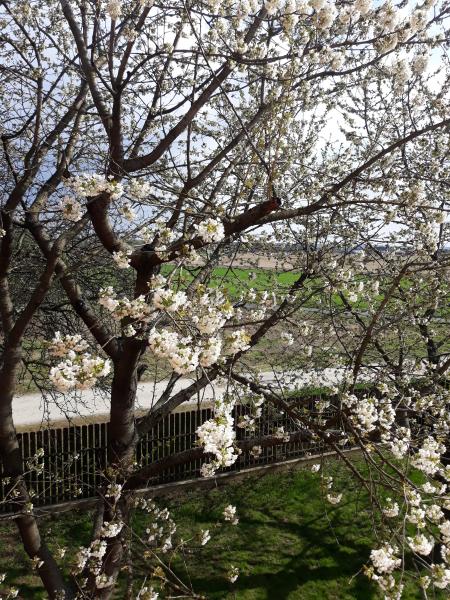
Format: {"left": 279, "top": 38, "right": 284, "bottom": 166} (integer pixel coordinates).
{"left": 13, "top": 367, "right": 358, "bottom": 429}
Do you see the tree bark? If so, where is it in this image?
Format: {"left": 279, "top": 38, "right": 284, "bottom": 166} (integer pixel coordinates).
{"left": 0, "top": 348, "right": 72, "bottom": 599}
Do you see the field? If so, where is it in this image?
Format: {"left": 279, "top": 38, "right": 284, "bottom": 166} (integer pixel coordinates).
{"left": 16, "top": 259, "right": 450, "bottom": 394}
{"left": 0, "top": 457, "right": 443, "bottom": 599}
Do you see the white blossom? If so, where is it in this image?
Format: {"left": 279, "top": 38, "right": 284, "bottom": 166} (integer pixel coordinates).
{"left": 412, "top": 436, "right": 445, "bottom": 476}
{"left": 408, "top": 533, "right": 433, "bottom": 556}
{"left": 95, "top": 573, "right": 114, "bottom": 589}
{"left": 430, "top": 564, "right": 450, "bottom": 589}
{"left": 426, "top": 504, "right": 444, "bottom": 522}
{"left": 197, "top": 395, "right": 239, "bottom": 476}
{"left": 128, "top": 180, "right": 151, "bottom": 199}
{"left": 440, "top": 520, "right": 450, "bottom": 543}
{"left": 49, "top": 332, "right": 89, "bottom": 358}
{"left": 154, "top": 225, "right": 175, "bottom": 253}
{"left": 99, "top": 287, "right": 151, "bottom": 321}
{"left": 281, "top": 331, "right": 294, "bottom": 346}
{"left": 152, "top": 288, "right": 187, "bottom": 313}
{"left": 106, "top": 0, "right": 122, "bottom": 20}
{"left": 66, "top": 174, "right": 124, "bottom": 200}
{"left": 390, "top": 434, "right": 410, "bottom": 459}
{"left": 224, "top": 329, "right": 251, "bottom": 355}
{"left": 382, "top": 499, "right": 399, "bottom": 518}
{"left": 227, "top": 565, "right": 239, "bottom": 583}
{"left": 123, "top": 324, "right": 136, "bottom": 337}
{"left": 309, "top": 0, "right": 325, "bottom": 10}
{"left": 112, "top": 250, "right": 131, "bottom": 269}
{"left": 370, "top": 544, "right": 401, "bottom": 574}
{"left": 195, "top": 218, "right": 225, "bottom": 243}
{"left": 355, "top": 0, "right": 371, "bottom": 15}
{"left": 49, "top": 334, "right": 110, "bottom": 392}
{"left": 100, "top": 521, "right": 123, "bottom": 538}
{"left": 327, "top": 493, "right": 342, "bottom": 505}
{"left": 105, "top": 482, "right": 122, "bottom": 500}
{"left": 412, "top": 54, "right": 428, "bottom": 76}
{"left": 148, "top": 329, "right": 200, "bottom": 374}
{"left": 250, "top": 445, "right": 262, "bottom": 457}
{"left": 60, "top": 196, "right": 83, "bottom": 222}
{"left": 223, "top": 504, "right": 239, "bottom": 524}
{"left": 137, "top": 586, "right": 159, "bottom": 600}
{"left": 200, "top": 529, "right": 211, "bottom": 545}
{"left": 407, "top": 506, "right": 425, "bottom": 528}
{"left": 274, "top": 426, "right": 290, "bottom": 442}
{"left": 119, "top": 200, "right": 135, "bottom": 221}
{"left": 199, "top": 336, "right": 222, "bottom": 367}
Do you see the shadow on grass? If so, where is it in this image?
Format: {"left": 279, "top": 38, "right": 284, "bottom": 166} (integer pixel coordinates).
{"left": 177, "top": 497, "right": 378, "bottom": 600}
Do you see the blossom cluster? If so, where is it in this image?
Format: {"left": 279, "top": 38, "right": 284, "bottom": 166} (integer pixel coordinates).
{"left": 95, "top": 273, "right": 253, "bottom": 375}
{"left": 74, "top": 539, "right": 108, "bottom": 577}
{"left": 112, "top": 249, "right": 131, "bottom": 269}
{"left": 74, "top": 493, "right": 175, "bottom": 593}
{"left": 146, "top": 216, "right": 225, "bottom": 258}
{"left": 106, "top": 0, "right": 122, "bottom": 20}
{"left": 228, "top": 566, "right": 239, "bottom": 583}
{"left": 60, "top": 196, "right": 83, "bottom": 222}
{"left": 237, "top": 393, "right": 264, "bottom": 431}
{"left": 134, "top": 497, "right": 177, "bottom": 554}
{"left": 48, "top": 331, "right": 88, "bottom": 357}
{"left": 148, "top": 329, "right": 200, "bottom": 375}
{"left": 152, "top": 287, "right": 187, "bottom": 312}
{"left": 98, "top": 286, "right": 151, "bottom": 321}
{"left": 370, "top": 544, "right": 401, "bottom": 575}
{"left": 128, "top": 179, "right": 152, "bottom": 199}
{"left": 136, "top": 586, "right": 159, "bottom": 600}
{"left": 411, "top": 436, "right": 446, "bottom": 476}
{"left": 152, "top": 221, "right": 176, "bottom": 256}
{"left": 196, "top": 395, "right": 240, "bottom": 477}
{"left": 59, "top": 173, "right": 126, "bottom": 222}
{"left": 224, "top": 329, "right": 252, "bottom": 355}
{"left": 194, "top": 217, "right": 225, "bottom": 243}
{"left": 147, "top": 278, "right": 248, "bottom": 373}
{"left": 223, "top": 504, "right": 239, "bottom": 525}
{"left": 48, "top": 332, "right": 110, "bottom": 392}
{"left": 65, "top": 173, "right": 124, "bottom": 200}
{"left": 191, "top": 287, "right": 234, "bottom": 334}
{"left": 366, "top": 433, "right": 450, "bottom": 594}
{"left": 342, "top": 392, "right": 395, "bottom": 438}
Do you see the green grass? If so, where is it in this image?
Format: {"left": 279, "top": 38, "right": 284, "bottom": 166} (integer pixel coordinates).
{"left": 163, "top": 263, "right": 450, "bottom": 315}
{"left": 161, "top": 264, "right": 302, "bottom": 298}
{"left": 0, "top": 458, "right": 443, "bottom": 599}
{"left": 168, "top": 465, "right": 376, "bottom": 600}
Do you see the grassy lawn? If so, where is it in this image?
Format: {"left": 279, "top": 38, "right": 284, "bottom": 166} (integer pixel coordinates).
{"left": 0, "top": 457, "right": 443, "bottom": 599}
{"left": 161, "top": 264, "right": 302, "bottom": 298}
{"left": 169, "top": 466, "right": 377, "bottom": 600}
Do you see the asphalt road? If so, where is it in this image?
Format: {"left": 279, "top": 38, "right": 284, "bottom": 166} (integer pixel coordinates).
{"left": 13, "top": 367, "right": 354, "bottom": 429}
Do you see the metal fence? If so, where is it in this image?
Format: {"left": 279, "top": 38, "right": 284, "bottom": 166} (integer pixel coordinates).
{"left": 0, "top": 397, "right": 330, "bottom": 513}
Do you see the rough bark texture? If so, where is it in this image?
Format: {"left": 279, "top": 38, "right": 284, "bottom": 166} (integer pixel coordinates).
{"left": 0, "top": 349, "right": 72, "bottom": 599}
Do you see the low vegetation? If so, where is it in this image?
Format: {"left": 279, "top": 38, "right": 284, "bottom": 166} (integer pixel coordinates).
{"left": 0, "top": 458, "right": 444, "bottom": 599}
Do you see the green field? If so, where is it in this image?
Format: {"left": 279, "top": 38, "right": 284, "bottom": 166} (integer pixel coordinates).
{"left": 0, "top": 457, "right": 442, "bottom": 599}
{"left": 161, "top": 264, "right": 302, "bottom": 297}
{"left": 163, "top": 263, "right": 450, "bottom": 315}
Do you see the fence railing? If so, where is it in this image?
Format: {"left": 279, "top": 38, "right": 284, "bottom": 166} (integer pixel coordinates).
{"left": 0, "top": 396, "right": 335, "bottom": 513}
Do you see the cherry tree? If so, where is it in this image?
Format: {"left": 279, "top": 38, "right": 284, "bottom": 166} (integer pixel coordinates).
{"left": 1, "top": 0, "right": 450, "bottom": 598}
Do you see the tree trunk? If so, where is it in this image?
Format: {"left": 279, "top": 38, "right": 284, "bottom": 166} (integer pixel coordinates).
{"left": 92, "top": 339, "right": 141, "bottom": 599}
{"left": 0, "top": 347, "right": 73, "bottom": 599}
